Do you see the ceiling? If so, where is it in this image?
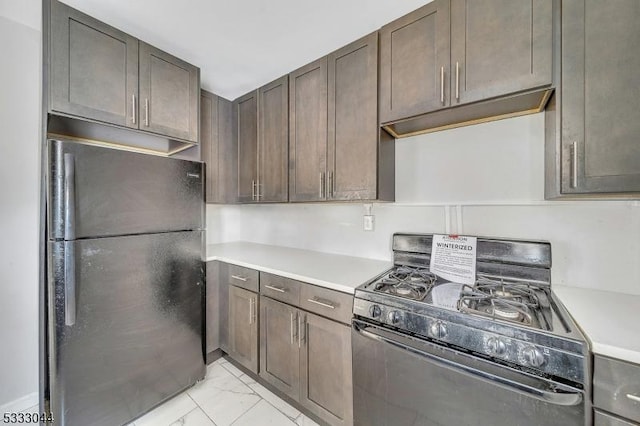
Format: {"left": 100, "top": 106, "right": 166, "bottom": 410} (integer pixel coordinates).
{"left": 59, "top": 0, "right": 430, "bottom": 100}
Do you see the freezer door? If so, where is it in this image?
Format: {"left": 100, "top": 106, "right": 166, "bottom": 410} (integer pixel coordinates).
{"left": 48, "top": 231, "right": 205, "bottom": 426}
{"left": 48, "top": 139, "right": 203, "bottom": 240}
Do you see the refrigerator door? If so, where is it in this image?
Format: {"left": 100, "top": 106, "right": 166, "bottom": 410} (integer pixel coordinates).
{"left": 48, "top": 139, "right": 203, "bottom": 240}
{"left": 48, "top": 231, "right": 205, "bottom": 426}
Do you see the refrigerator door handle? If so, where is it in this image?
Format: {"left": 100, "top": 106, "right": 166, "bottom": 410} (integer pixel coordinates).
{"left": 64, "top": 241, "right": 76, "bottom": 326}
{"left": 63, "top": 153, "right": 76, "bottom": 240}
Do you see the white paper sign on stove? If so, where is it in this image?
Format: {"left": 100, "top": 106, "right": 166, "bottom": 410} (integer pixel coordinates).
{"left": 429, "top": 234, "right": 478, "bottom": 285}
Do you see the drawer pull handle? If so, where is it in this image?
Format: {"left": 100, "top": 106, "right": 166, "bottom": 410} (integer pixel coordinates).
{"left": 265, "top": 284, "right": 286, "bottom": 293}
{"left": 627, "top": 393, "right": 640, "bottom": 403}
{"left": 307, "top": 297, "right": 336, "bottom": 309}
{"left": 231, "top": 275, "right": 248, "bottom": 282}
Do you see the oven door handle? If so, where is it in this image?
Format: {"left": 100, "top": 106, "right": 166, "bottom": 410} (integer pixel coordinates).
{"left": 352, "top": 320, "right": 583, "bottom": 407}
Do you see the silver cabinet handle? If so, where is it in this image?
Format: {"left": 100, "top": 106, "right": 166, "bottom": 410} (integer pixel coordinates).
{"left": 64, "top": 241, "right": 76, "bottom": 326}
{"left": 231, "top": 275, "right": 248, "bottom": 282}
{"left": 264, "top": 284, "right": 286, "bottom": 293}
{"left": 144, "top": 98, "right": 149, "bottom": 126}
{"left": 307, "top": 297, "right": 336, "bottom": 309}
{"left": 440, "top": 66, "right": 445, "bottom": 104}
{"left": 252, "top": 180, "right": 256, "bottom": 201}
{"left": 328, "top": 171, "right": 334, "bottom": 198}
{"left": 571, "top": 141, "right": 578, "bottom": 189}
{"left": 256, "top": 179, "right": 261, "bottom": 201}
{"left": 319, "top": 172, "right": 325, "bottom": 198}
{"left": 290, "top": 312, "right": 295, "bottom": 345}
{"left": 63, "top": 153, "right": 76, "bottom": 240}
{"left": 627, "top": 393, "right": 640, "bottom": 403}
{"left": 248, "top": 297, "right": 254, "bottom": 325}
{"left": 131, "top": 94, "right": 136, "bottom": 124}
{"left": 298, "top": 314, "right": 305, "bottom": 348}
{"left": 455, "top": 62, "right": 460, "bottom": 101}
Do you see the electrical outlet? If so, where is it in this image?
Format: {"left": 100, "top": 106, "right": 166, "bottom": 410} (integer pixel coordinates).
{"left": 363, "top": 215, "right": 375, "bottom": 231}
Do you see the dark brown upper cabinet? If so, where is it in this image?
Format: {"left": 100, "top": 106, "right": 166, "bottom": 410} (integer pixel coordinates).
{"left": 235, "top": 90, "right": 259, "bottom": 203}
{"left": 50, "top": 0, "right": 138, "bottom": 129}
{"left": 450, "top": 0, "right": 552, "bottom": 106}
{"left": 235, "top": 76, "right": 289, "bottom": 203}
{"left": 258, "top": 76, "right": 289, "bottom": 202}
{"left": 380, "top": 0, "right": 553, "bottom": 138}
{"left": 546, "top": 0, "right": 640, "bottom": 198}
{"left": 139, "top": 42, "right": 199, "bottom": 142}
{"left": 48, "top": 0, "right": 199, "bottom": 144}
{"left": 290, "top": 32, "right": 394, "bottom": 203}
{"left": 328, "top": 32, "right": 388, "bottom": 201}
{"left": 379, "top": 0, "right": 451, "bottom": 124}
{"left": 289, "top": 58, "right": 329, "bottom": 202}
{"left": 201, "top": 90, "right": 235, "bottom": 204}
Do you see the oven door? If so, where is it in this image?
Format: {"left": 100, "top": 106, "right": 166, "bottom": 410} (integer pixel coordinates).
{"left": 352, "top": 319, "right": 587, "bottom": 426}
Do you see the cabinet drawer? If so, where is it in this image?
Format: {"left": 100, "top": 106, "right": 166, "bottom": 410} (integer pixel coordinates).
{"left": 226, "top": 264, "right": 259, "bottom": 292}
{"left": 595, "top": 410, "right": 639, "bottom": 426}
{"left": 260, "top": 272, "right": 300, "bottom": 306}
{"left": 300, "top": 285, "right": 353, "bottom": 325}
{"left": 594, "top": 356, "right": 640, "bottom": 423}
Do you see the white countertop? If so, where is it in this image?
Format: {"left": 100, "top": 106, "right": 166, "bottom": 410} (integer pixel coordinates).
{"left": 205, "top": 242, "right": 392, "bottom": 294}
{"left": 554, "top": 285, "right": 640, "bottom": 365}
{"left": 205, "top": 242, "right": 640, "bottom": 364}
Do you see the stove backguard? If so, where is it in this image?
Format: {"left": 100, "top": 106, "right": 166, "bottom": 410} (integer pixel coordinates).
{"left": 391, "top": 233, "right": 552, "bottom": 286}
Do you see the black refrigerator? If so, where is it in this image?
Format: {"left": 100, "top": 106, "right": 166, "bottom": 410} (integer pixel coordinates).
{"left": 42, "top": 138, "right": 206, "bottom": 426}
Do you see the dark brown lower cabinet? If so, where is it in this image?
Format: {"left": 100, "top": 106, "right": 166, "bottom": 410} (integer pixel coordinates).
{"left": 228, "top": 285, "right": 259, "bottom": 373}
{"left": 260, "top": 297, "right": 300, "bottom": 399}
{"left": 300, "top": 312, "right": 353, "bottom": 426}
{"left": 260, "top": 295, "right": 353, "bottom": 426}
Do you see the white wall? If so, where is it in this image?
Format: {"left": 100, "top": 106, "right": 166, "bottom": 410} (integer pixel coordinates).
{"left": 207, "top": 114, "right": 640, "bottom": 296}
{"left": 0, "top": 5, "right": 42, "bottom": 410}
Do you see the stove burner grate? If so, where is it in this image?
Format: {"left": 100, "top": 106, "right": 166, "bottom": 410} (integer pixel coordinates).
{"left": 374, "top": 266, "right": 437, "bottom": 301}
{"left": 458, "top": 275, "right": 549, "bottom": 329}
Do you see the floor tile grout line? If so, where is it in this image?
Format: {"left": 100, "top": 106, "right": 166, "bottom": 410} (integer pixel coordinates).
{"left": 184, "top": 392, "right": 218, "bottom": 426}
{"left": 253, "top": 394, "right": 300, "bottom": 423}
{"left": 213, "top": 359, "right": 301, "bottom": 424}
{"left": 228, "top": 397, "right": 263, "bottom": 426}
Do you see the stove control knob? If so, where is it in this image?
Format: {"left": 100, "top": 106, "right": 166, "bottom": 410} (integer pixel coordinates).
{"left": 521, "top": 346, "right": 545, "bottom": 367}
{"left": 387, "top": 310, "right": 401, "bottom": 324}
{"left": 429, "top": 321, "right": 448, "bottom": 339}
{"left": 369, "top": 305, "right": 382, "bottom": 318}
{"left": 486, "top": 337, "right": 507, "bottom": 357}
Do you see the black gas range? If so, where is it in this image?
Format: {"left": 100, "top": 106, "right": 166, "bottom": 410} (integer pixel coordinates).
{"left": 352, "top": 233, "right": 590, "bottom": 426}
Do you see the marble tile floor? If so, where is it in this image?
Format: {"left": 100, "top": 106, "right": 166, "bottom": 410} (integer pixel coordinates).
{"left": 21, "top": 357, "right": 319, "bottom": 426}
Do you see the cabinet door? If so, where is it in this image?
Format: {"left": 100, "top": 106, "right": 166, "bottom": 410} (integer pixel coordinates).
{"left": 379, "top": 0, "right": 450, "bottom": 124}
{"left": 300, "top": 313, "right": 353, "bottom": 426}
{"left": 235, "top": 91, "right": 259, "bottom": 203}
{"left": 202, "top": 92, "right": 236, "bottom": 204}
{"left": 139, "top": 42, "right": 199, "bottom": 142}
{"left": 50, "top": 0, "right": 138, "bottom": 128}
{"left": 328, "top": 32, "right": 378, "bottom": 201}
{"left": 228, "top": 286, "right": 259, "bottom": 373}
{"left": 201, "top": 91, "right": 217, "bottom": 202}
{"left": 561, "top": 0, "right": 640, "bottom": 194}
{"left": 205, "top": 261, "right": 220, "bottom": 355}
{"left": 259, "top": 297, "right": 300, "bottom": 399}
{"left": 289, "top": 58, "right": 328, "bottom": 202}
{"left": 259, "top": 76, "right": 289, "bottom": 202}
{"left": 450, "top": 0, "right": 552, "bottom": 106}
{"left": 218, "top": 98, "right": 237, "bottom": 203}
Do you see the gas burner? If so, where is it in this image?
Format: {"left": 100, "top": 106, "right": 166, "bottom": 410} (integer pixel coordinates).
{"left": 373, "top": 266, "right": 436, "bottom": 301}
{"left": 491, "top": 305, "right": 522, "bottom": 321}
{"left": 388, "top": 266, "right": 437, "bottom": 285}
{"left": 458, "top": 275, "right": 548, "bottom": 328}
